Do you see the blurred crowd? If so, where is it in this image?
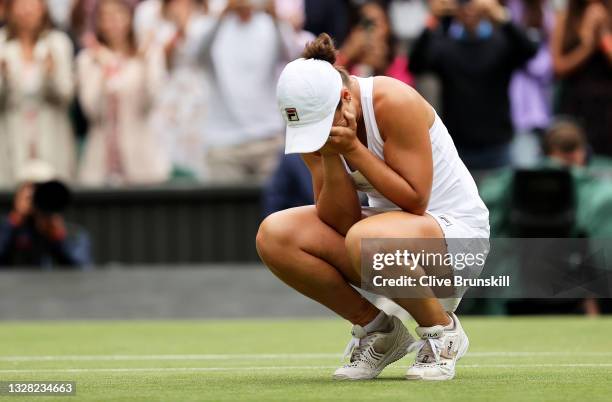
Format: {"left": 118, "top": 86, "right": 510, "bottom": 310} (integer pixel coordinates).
{"left": 0, "top": 0, "right": 608, "bottom": 190}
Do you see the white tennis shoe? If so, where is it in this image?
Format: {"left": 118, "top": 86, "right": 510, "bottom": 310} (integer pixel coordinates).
{"left": 405, "top": 313, "right": 469, "bottom": 381}
{"left": 333, "top": 315, "right": 415, "bottom": 380}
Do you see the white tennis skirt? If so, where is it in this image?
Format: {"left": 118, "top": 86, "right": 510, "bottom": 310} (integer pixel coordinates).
{"left": 361, "top": 207, "right": 491, "bottom": 312}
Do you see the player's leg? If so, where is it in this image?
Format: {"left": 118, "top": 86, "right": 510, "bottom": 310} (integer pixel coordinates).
{"left": 344, "top": 211, "right": 469, "bottom": 381}
{"left": 256, "top": 206, "right": 415, "bottom": 380}
{"left": 256, "top": 205, "right": 378, "bottom": 325}
{"left": 345, "top": 211, "right": 451, "bottom": 324}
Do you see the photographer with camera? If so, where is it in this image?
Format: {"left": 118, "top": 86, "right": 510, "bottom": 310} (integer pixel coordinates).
{"left": 0, "top": 165, "right": 91, "bottom": 269}
{"left": 409, "top": 0, "right": 538, "bottom": 170}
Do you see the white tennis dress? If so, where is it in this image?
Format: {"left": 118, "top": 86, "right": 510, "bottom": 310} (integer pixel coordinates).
{"left": 346, "top": 76, "right": 490, "bottom": 240}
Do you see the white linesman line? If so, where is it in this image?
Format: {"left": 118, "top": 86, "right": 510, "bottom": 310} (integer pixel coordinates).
{"left": 1, "top": 364, "right": 612, "bottom": 374}
{"left": 0, "top": 352, "right": 603, "bottom": 362}
{"left": 1, "top": 351, "right": 612, "bottom": 362}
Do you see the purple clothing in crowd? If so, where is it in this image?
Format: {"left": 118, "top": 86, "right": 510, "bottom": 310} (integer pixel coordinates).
{"left": 508, "top": 0, "right": 554, "bottom": 132}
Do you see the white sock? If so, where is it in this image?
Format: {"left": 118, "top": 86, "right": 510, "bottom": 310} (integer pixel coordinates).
{"left": 363, "top": 310, "right": 391, "bottom": 333}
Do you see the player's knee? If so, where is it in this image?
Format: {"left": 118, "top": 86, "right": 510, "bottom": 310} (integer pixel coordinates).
{"left": 345, "top": 222, "right": 391, "bottom": 269}
{"left": 256, "top": 212, "right": 295, "bottom": 261}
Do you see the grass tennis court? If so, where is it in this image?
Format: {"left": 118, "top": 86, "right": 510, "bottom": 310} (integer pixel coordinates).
{"left": 1, "top": 317, "right": 611, "bottom": 401}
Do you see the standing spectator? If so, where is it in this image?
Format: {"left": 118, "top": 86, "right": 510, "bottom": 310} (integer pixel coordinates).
{"left": 139, "top": 0, "right": 212, "bottom": 179}
{"left": 337, "top": 0, "right": 413, "bottom": 84}
{"left": 0, "top": 1, "right": 5, "bottom": 25}
{"left": 0, "top": 0, "right": 76, "bottom": 187}
{"left": 551, "top": 0, "right": 612, "bottom": 156}
{"left": 303, "top": 0, "right": 351, "bottom": 46}
{"left": 133, "top": 0, "right": 196, "bottom": 46}
{"left": 47, "top": 0, "right": 74, "bottom": 30}
{"left": 275, "top": 0, "right": 315, "bottom": 49}
{"left": 70, "top": 0, "right": 141, "bottom": 49}
{"left": 508, "top": 0, "right": 555, "bottom": 166}
{"left": 77, "top": 0, "right": 170, "bottom": 186}
{"left": 409, "top": 0, "right": 538, "bottom": 170}
{"left": 198, "top": 0, "right": 297, "bottom": 182}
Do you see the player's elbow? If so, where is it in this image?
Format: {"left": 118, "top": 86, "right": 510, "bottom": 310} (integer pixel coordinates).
{"left": 316, "top": 205, "right": 360, "bottom": 237}
{"left": 397, "top": 193, "right": 429, "bottom": 216}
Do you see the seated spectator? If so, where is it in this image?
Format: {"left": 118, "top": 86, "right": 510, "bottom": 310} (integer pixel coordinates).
{"left": 541, "top": 117, "right": 612, "bottom": 169}
{"left": 480, "top": 119, "right": 612, "bottom": 236}
{"left": 508, "top": 0, "right": 555, "bottom": 167}
{"left": 140, "top": 0, "right": 212, "bottom": 180}
{"left": 77, "top": 0, "right": 171, "bottom": 186}
{"left": 262, "top": 153, "right": 313, "bottom": 216}
{"left": 337, "top": 0, "right": 413, "bottom": 85}
{"left": 542, "top": 118, "right": 588, "bottom": 167}
{"left": 0, "top": 162, "right": 91, "bottom": 269}
{"left": 198, "top": 0, "right": 297, "bottom": 182}
{"left": 409, "top": 0, "right": 538, "bottom": 170}
{"left": 551, "top": 0, "right": 612, "bottom": 157}
{"left": 0, "top": 0, "right": 76, "bottom": 187}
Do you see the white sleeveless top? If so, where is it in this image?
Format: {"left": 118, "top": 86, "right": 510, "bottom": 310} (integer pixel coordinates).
{"left": 345, "top": 77, "right": 489, "bottom": 230}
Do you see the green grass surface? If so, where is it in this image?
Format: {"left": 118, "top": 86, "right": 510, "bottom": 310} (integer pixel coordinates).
{"left": 0, "top": 317, "right": 611, "bottom": 401}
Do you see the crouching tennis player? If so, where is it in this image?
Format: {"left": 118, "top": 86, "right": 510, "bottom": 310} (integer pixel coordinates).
{"left": 256, "top": 33, "right": 490, "bottom": 381}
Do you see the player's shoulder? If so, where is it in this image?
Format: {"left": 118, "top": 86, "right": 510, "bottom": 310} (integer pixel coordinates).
{"left": 371, "top": 76, "right": 432, "bottom": 127}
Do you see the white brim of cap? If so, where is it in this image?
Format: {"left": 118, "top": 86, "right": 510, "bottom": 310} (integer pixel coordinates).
{"left": 284, "top": 109, "right": 335, "bottom": 155}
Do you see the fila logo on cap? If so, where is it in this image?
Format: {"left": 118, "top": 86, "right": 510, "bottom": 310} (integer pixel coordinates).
{"left": 285, "top": 108, "right": 300, "bottom": 122}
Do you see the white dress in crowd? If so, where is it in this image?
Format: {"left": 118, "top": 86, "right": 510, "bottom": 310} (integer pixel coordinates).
{"left": 76, "top": 46, "right": 171, "bottom": 186}
{"left": 135, "top": 0, "right": 213, "bottom": 179}
{"left": 0, "top": 29, "right": 76, "bottom": 186}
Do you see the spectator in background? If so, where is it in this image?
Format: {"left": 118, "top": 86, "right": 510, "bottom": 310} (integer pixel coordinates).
{"left": 70, "top": 0, "right": 141, "bottom": 49}
{"left": 409, "top": 0, "right": 538, "bottom": 170}
{"left": 275, "top": 0, "right": 315, "bottom": 48}
{"left": 0, "top": 161, "right": 91, "bottom": 269}
{"left": 77, "top": 0, "right": 170, "bottom": 186}
{"left": 542, "top": 118, "right": 588, "bottom": 166}
{"left": 139, "top": 0, "right": 212, "bottom": 180}
{"left": 0, "top": 0, "right": 6, "bottom": 26}
{"left": 303, "top": 0, "right": 351, "bottom": 46}
{"left": 47, "top": 0, "right": 75, "bottom": 30}
{"left": 262, "top": 153, "right": 313, "bottom": 216}
{"left": 198, "top": 0, "right": 297, "bottom": 182}
{"left": 551, "top": 0, "right": 612, "bottom": 157}
{"left": 135, "top": 0, "right": 206, "bottom": 46}
{"left": 508, "top": 0, "right": 555, "bottom": 167}
{"left": 0, "top": 0, "right": 76, "bottom": 187}
{"left": 337, "top": 0, "right": 413, "bottom": 84}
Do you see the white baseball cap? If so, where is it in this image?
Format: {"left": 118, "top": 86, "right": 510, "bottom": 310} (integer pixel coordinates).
{"left": 277, "top": 58, "right": 343, "bottom": 154}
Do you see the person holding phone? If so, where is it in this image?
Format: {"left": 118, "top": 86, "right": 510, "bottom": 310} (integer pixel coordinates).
{"left": 337, "top": 0, "right": 412, "bottom": 84}
{"left": 409, "top": 0, "right": 538, "bottom": 169}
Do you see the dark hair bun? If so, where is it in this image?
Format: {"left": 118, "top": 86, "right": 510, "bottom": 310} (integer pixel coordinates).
{"left": 302, "top": 33, "right": 337, "bottom": 64}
